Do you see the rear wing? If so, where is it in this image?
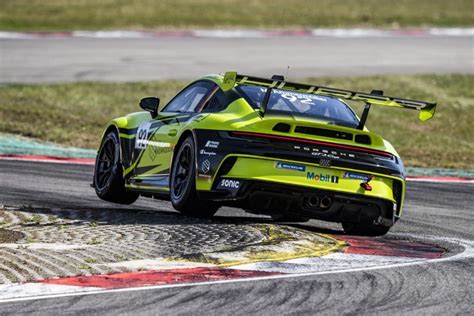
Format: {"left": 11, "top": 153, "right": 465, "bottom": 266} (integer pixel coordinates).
{"left": 222, "top": 72, "right": 437, "bottom": 122}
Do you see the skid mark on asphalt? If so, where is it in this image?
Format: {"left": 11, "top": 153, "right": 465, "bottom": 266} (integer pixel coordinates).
{"left": 335, "top": 236, "right": 445, "bottom": 258}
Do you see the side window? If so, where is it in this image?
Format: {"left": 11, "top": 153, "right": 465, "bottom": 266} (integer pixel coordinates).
{"left": 162, "top": 81, "right": 215, "bottom": 113}
{"left": 201, "top": 89, "right": 228, "bottom": 113}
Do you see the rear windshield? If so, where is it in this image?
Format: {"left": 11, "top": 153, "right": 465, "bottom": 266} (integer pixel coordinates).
{"left": 236, "top": 85, "right": 359, "bottom": 128}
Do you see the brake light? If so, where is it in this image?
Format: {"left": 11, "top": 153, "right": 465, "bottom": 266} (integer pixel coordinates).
{"left": 231, "top": 131, "right": 393, "bottom": 158}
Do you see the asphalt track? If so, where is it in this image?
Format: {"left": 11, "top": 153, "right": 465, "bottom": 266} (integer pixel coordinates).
{"left": 1, "top": 36, "right": 473, "bottom": 83}
{"left": 0, "top": 160, "right": 472, "bottom": 314}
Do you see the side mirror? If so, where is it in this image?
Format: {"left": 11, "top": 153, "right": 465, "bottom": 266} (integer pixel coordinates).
{"left": 139, "top": 97, "right": 160, "bottom": 117}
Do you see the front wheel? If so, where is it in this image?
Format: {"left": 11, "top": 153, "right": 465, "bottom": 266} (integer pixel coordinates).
{"left": 342, "top": 222, "right": 390, "bottom": 236}
{"left": 170, "top": 136, "right": 218, "bottom": 218}
{"left": 94, "top": 130, "right": 139, "bottom": 204}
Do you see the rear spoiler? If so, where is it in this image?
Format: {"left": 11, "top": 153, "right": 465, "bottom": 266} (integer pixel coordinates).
{"left": 222, "top": 72, "right": 437, "bottom": 122}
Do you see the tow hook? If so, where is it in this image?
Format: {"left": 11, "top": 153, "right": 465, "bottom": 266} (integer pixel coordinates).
{"left": 360, "top": 175, "right": 373, "bottom": 191}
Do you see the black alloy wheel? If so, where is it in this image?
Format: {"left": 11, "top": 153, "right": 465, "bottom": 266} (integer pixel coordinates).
{"left": 95, "top": 137, "right": 116, "bottom": 190}
{"left": 170, "top": 136, "right": 219, "bottom": 217}
{"left": 172, "top": 142, "right": 192, "bottom": 200}
{"left": 94, "top": 130, "right": 138, "bottom": 204}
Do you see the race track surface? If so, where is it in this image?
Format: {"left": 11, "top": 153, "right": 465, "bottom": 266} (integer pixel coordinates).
{"left": 0, "top": 160, "right": 472, "bottom": 315}
{"left": 1, "top": 36, "right": 473, "bottom": 83}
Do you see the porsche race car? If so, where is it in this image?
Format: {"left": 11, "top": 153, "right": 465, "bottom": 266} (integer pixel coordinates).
{"left": 93, "top": 72, "right": 436, "bottom": 236}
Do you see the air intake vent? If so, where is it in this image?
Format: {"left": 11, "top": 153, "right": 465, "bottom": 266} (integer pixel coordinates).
{"left": 355, "top": 134, "right": 371, "bottom": 145}
{"left": 294, "top": 126, "right": 353, "bottom": 141}
{"left": 273, "top": 123, "right": 291, "bottom": 133}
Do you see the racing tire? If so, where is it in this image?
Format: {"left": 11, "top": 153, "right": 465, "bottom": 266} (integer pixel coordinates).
{"left": 170, "top": 136, "right": 219, "bottom": 218}
{"left": 342, "top": 222, "right": 390, "bottom": 236}
{"left": 94, "top": 130, "right": 139, "bottom": 204}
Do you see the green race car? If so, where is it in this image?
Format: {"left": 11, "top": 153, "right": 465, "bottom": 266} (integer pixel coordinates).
{"left": 93, "top": 72, "right": 436, "bottom": 236}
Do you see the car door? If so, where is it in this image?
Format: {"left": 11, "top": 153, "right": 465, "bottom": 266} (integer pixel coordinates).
{"left": 129, "top": 81, "right": 216, "bottom": 191}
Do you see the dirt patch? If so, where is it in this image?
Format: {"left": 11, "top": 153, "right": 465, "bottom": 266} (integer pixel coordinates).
{"left": 0, "top": 228, "right": 24, "bottom": 243}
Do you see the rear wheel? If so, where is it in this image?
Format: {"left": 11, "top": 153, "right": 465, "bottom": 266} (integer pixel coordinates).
{"left": 342, "top": 222, "right": 390, "bottom": 236}
{"left": 170, "top": 136, "right": 218, "bottom": 218}
{"left": 94, "top": 130, "right": 138, "bottom": 204}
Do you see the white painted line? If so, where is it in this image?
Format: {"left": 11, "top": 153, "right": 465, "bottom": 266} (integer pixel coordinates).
{"left": 0, "top": 235, "right": 471, "bottom": 304}
{"left": 228, "top": 253, "right": 419, "bottom": 274}
{"left": 311, "top": 28, "right": 390, "bottom": 38}
{"left": 0, "top": 243, "right": 88, "bottom": 251}
{"left": 105, "top": 258, "right": 216, "bottom": 270}
{"left": 0, "top": 283, "right": 100, "bottom": 301}
{"left": 193, "top": 30, "right": 272, "bottom": 38}
{"left": 72, "top": 30, "right": 148, "bottom": 38}
{"left": 0, "top": 28, "right": 473, "bottom": 39}
{"left": 429, "top": 28, "right": 474, "bottom": 36}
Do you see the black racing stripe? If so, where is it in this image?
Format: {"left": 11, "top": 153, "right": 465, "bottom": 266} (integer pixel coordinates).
{"left": 119, "top": 127, "right": 137, "bottom": 135}
{"left": 149, "top": 114, "right": 194, "bottom": 129}
{"left": 119, "top": 114, "right": 192, "bottom": 134}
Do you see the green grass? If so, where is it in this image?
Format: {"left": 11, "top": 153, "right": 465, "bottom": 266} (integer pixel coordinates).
{"left": 0, "top": 0, "right": 473, "bottom": 31}
{"left": 0, "top": 74, "right": 473, "bottom": 169}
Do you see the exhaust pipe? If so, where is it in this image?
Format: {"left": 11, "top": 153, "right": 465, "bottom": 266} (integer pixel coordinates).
{"left": 307, "top": 196, "right": 320, "bottom": 208}
{"left": 319, "top": 196, "right": 332, "bottom": 209}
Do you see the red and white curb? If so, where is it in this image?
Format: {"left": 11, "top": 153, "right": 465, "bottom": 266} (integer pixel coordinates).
{"left": 0, "top": 155, "right": 95, "bottom": 165}
{"left": 0, "top": 28, "right": 473, "bottom": 39}
{"left": 0, "top": 235, "right": 471, "bottom": 303}
{"left": 1, "top": 155, "right": 472, "bottom": 183}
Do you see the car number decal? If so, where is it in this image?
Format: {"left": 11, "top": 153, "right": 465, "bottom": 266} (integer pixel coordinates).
{"left": 135, "top": 122, "right": 152, "bottom": 149}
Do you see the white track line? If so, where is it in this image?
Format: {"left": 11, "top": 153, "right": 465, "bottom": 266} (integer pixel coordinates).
{"left": 0, "top": 28, "right": 473, "bottom": 39}
{"left": 0, "top": 236, "right": 472, "bottom": 304}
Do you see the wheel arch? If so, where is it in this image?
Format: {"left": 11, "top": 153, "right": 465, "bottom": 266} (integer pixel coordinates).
{"left": 171, "top": 129, "right": 198, "bottom": 182}
{"left": 98, "top": 123, "right": 124, "bottom": 165}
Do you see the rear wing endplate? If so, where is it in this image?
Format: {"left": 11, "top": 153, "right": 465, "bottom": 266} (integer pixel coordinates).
{"left": 222, "top": 72, "right": 437, "bottom": 121}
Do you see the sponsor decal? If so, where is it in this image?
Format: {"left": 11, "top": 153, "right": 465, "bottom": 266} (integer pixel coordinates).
{"left": 148, "top": 141, "right": 172, "bottom": 161}
{"left": 274, "top": 89, "right": 328, "bottom": 106}
{"left": 275, "top": 162, "right": 306, "bottom": 172}
{"left": 218, "top": 179, "right": 240, "bottom": 189}
{"left": 200, "top": 150, "right": 216, "bottom": 156}
{"left": 306, "top": 172, "right": 339, "bottom": 183}
{"left": 343, "top": 171, "right": 371, "bottom": 182}
{"left": 135, "top": 122, "right": 152, "bottom": 149}
{"left": 293, "top": 145, "right": 356, "bottom": 159}
{"left": 205, "top": 141, "right": 219, "bottom": 148}
{"left": 201, "top": 159, "right": 211, "bottom": 174}
{"left": 311, "top": 150, "right": 340, "bottom": 159}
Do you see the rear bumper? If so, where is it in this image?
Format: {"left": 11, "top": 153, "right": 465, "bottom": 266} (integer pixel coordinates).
{"left": 199, "top": 180, "right": 398, "bottom": 227}
{"left": 194, "top": 129, "right": 405, "bottom": 226}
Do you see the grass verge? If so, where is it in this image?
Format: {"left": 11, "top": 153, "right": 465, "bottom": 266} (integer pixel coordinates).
{"left": 0, "top": 74, "right": 472, "bottom": 169}
{"left": 0, "top": 0, "right": 473, "bottom": 31}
